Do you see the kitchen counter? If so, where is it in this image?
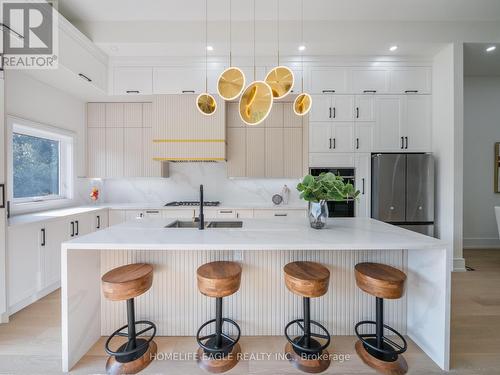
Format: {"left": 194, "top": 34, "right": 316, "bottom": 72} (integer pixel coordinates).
{"left": 62, "top": 218, "right": 451, "bottom": 372}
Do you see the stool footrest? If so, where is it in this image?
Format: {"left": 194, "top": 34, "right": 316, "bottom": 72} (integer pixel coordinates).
{"left": 196, "top": 317, "right": 241, "bottom": 355}
{"left": 105, "top": 320, "right": 157, "bottom": 358}
{"left": 354, "top": 320, "right": 407, "bottom": 357}
{"left": 284, "top": 318, "right": 331, "bottom": 356}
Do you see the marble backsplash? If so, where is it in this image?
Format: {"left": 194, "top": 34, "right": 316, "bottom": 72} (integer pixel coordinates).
{"left": 76, "top": 163, "right": 303, "bottom": 206}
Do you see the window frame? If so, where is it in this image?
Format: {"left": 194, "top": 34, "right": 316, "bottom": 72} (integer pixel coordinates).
{"left": 7, "top": 116, "right": 75, "bottom": 214}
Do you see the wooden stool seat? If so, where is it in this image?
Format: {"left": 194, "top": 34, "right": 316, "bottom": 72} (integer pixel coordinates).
{"left": 197, "top": 261, "right": 242, "bottom": 298}
{"left": 284, "top": 261, "right": 330, "bottom": 298}
{"left": 102, "top": 263, "right": 153, "bottom": 301}
{"left": 354, "top": 262, "right": 406, "bottom": 299}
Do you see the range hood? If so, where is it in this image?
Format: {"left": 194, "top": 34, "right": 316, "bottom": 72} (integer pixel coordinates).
{"left": 152, "top": 95, "right": 226, "bottom": 162}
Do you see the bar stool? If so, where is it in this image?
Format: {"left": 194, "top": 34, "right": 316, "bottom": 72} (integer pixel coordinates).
{"left": 196, "top": 261, "right": 242, "bottom": 373}
{"left": 284, "top": 261, "right": 331, "bottom": 373}
{"left": 354, "top": 262, "right": 408, "bottom": 375}
{"left": 101, "top": 263, "right": 157, "bottom": 374}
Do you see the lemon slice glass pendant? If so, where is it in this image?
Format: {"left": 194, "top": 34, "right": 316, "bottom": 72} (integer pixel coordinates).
{"left": 217, "top": 67, "right": 246, "bottom": 101}
{"left": 265, "top": 66, "right": 294, "bottom": 99}
{"left": 196, "top": 93, "right": 217, "bottom": 116}
{"left": 238, "top": 81, "right": 273, "bottom": 125}
{"left": 293, "top": 92, "right": 312, "bottom": 116}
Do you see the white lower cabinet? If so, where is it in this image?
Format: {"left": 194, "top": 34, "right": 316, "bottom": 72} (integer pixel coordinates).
{"left": 253, "top": 209, "right": 306, "bottom": 219}
{"left": 41, "top": 220, "right": 68, "bottom": 289}
{"left": 109, "top": 209, "right": 127, "bottom": 225}
{"left": 355, "top": 153, "right": 371, "bottom": 218}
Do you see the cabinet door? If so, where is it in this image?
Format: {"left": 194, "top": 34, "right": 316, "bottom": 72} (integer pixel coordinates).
{"left": 355, "top": 96, "right": 375, "bottom": 122}
{"left": 105, "top": 103, "right": 124, "bottom": 127}
{"left": 226, "top": 128, "right": 246, "bottom": 177}
{"left": 350, "top": 68, "right": 389, "bottom": 94}
{"left": 123, "top": 103, "right": 143, "bottom": 128}
{"left": 309, "top": 123, "right": 332, "bottom": 152}
{"left": 162, "top": 209, "right": 196, "bottom": 219}
{"left": 105, "top": 128, "right": 124, "bottom": 178}
{"left": 142, "top": 127, "right": 161, "bottom": 177}
{"left": 87, "top": 103, "right": 106, "bottom": 128}
{"left": 355, "top": 123, "right": 374, "bottom": 153}
{"left": 246, "top": 128, "right": 266, "bottom": 177}
{"left": 87, "top": 128, "right": 106, "bottom": 178}
{"left": 389, "top": 68, "right": 431, "bottom": 94}
{"left": 153, "top": 67, "right": 204, "bottom": 94}
{"left": 309, "top": 95, "right": 332, "bottom": 122}
{"left": 355, "top": 153, "right": 371, "bottom": 217}
{"left": 41, "top": 220, "right": 67, "bottom": 288}
{"left": 284, "top": 103, "right": 303, "bottom": 128}
{"left": 73, "top": 214, "right": 93, "bottom": 237}
{"left": 264, "top": 103, "right": 284, "bottom": 128}
{"left": 331, "top": 123, "right": 354, "bottom": 153}
{"left": 284, "top": 128, "right": 303, "bottom": 178}
{"left": 227, "top": 102, "right": 245, "bottom": 128}
{"left": 7, "top": 225, "right": 39, "bottom": 309}
{"left": 253, "top": 209, "right": 306, "bottom": 219}
{"left": 373, "top": 96, "right": 404, "bottom": 152}
{"left": 235, "top": 209, "right": 254, "bottom": 219}
{"left": 332, "top": 95, "right": 355, "bottom": 121}
{"left": 108, "top": 210, "right": 126, "bottom": 226}
{"left": 404, "top": 95, "right": 432, "bottom": 152}
{"left": 265, "top": 128, "right": 284, "bottom": 177}
{"left": 94, "top": 210, "right": 108, "bottom": 231}
{"left": 113, "top": 67, "right": 153, "bottom": 95}
{"left": 309, "top": 67, "right": 348, "bottom": 94}
{"left": 124, "top": 128, "right": 143, "bottom": 177}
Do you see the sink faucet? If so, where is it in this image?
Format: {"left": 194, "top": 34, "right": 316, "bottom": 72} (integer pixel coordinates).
{"left": 199, "top": 184, "right": 204, "bottom": 230}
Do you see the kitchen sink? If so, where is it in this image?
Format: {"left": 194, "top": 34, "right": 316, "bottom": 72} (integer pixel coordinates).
{"left": 207, "top": 221, "right": 243, "bottom": 228}
{"left": 165, "top": 220, "right": 243, "bottom": 228}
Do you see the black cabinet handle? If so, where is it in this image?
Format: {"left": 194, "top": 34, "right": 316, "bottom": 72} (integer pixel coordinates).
{"left": 363, "top": 90, "right": 377, "bottom": 93}
{"left": 405, "top": 90, "right": 418, "bottom": 94}
{"left": 356, "top": 138, "right": 360, "bottom": 149}
{"left": 322, "top": 90, "right": 335, "bottom": 93}
{"left": 401, "top": 137, "right": 404, "bottom": 149}
{"left": 274, "top": 213, "right": 288, "bottom": 217}
{"left": 75, "top": 220, "right": 79, "bottom": 236}
{"left": 0, "top": 183, "right": 4, "bottom": 208}
{"left": 329, "top": 138, "right": 332, "bottom": 149}
{"left": 146, "top": 210, "right": 159, "bottom": 214}
{"left": 182, "top": 90, "right": 195, "bottom": 93}
{"left": 362, "top": 178, "right": 365, "bottom": 195}
{"left": 70, "top": 221, "right": 74, "bottom": 237}
{"left": 328, "top": 107, "right": 332, "bottom": 118}
{"left": 97, "top": 215, "right": 101, "bottom": 229}
{"left": 405, "top": 136, "right": 409, "bottom": 149}
{"left": 333, "top": 107, "right": 336, "bottom": 119}
{"left": 333, "top": 138, "right": 336, "bottom": 149}
{"left": 126, "top": 90, "right": 140, "bottom": 94}
{"left": 219, "top": 210, "right": 234, "bottom": 214}
{"left": 78, "top": 73, "right": 92, "bottom": 82}
{"left": 356, "top": 107, "right": 359, "bottom": 119}
{"left": 41, "top": 228, "right": 46, "bottom": 247}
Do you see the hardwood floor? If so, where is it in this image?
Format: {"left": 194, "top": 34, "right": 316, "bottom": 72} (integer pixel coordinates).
{"left": 0, "top": 250, "right": 499, "bottom": 374}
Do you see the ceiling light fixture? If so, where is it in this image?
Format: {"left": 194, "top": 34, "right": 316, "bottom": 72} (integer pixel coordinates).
{"left": 217, "top": 0, "right": 246, "bottom": 101}
{"left": 298, "top": 45, "right": 306, "bottom": 51}
{"left": 239, "top": 0, "right": 273, "bottom": 125}
{"left": 293, "top": 0, "right": 312, "bottom": 116}
{"left": 206, "top": 45, "right": 214, "bottom": 51}
{"left": 486, "top": 46, "right": 497, "bottom": 52}
{"left": 265, "top": 0, "right": 294, "bottom": 100}
{"left": 196, "top": 0, "right": 217, "bottom": 116}
{"left": 389, "top": 45, "right": 398, "bottom": 52}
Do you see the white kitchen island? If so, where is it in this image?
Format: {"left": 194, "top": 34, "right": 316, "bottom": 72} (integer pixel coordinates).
{"left": 61, "top": 217, "right": 451, "bottom": 372}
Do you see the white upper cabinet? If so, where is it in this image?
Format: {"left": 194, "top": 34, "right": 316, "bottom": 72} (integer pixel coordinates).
{"left": 404, "top": 94, "right": 432, "bottom": 152}
{"left": 309, "top": 95, "right": 355, "bottom": 122}
{"left": 309, "top": 67, "right": 349, "bottom": 94}
{"left": 113, "top": 67, "right": 153, "bottom": 95}
{"left": 309, "top": 95, "right": 333, "bottom": 122}
{"left": 350, "top": 68, "right": 389, "bottom": 94}
{"left": 153, "top": 67, "right": 221, "bottom": 94}
{"left": 355, "top": 96, "right": 375, "bottom": 122}
{"left": 309, "top": 122, "right": 354, "bottom": 153}
{"left": 389, "top": 67, "right": 432, "bottom": 94}
{"left": 373, "top": 96, "right": 404, "bottom": 152}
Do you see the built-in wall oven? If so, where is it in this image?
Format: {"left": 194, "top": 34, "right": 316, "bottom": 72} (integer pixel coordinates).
{"left": 309, "top": 168, "right": 355, "bottom": 217}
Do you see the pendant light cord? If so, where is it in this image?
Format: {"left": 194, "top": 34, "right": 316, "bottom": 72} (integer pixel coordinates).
{"left": 253, "top": 0, "right": 256, "bottom": 81}
{"left": 277, "top": 0, "right": 280, "bottom": 67}
{"left": 301, "top": 0, "right": 304, "bottom": 92}
{"left": 229, "top": 0, "right": 232, "bottom": 67}
{"left": 205, "top": 0, "right": 208, "bottom": 93}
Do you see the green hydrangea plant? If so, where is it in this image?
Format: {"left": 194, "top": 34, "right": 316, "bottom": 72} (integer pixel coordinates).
{"left": 296, "top": 172, "right": 360, "bottom": 203}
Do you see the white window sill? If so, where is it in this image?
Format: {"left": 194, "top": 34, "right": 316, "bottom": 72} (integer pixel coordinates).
{"left": 10, "top": 198, "right": 76, "bottom": 216}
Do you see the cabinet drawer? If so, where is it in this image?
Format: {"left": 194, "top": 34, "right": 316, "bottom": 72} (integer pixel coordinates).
{"left": 114, "top": 67, "right": 153, "bottom": 95}
{"left": 253, "top": 209, "right": 306, "bottom": 219}
{"left": 389, "top": 68, "right": 431, "bottom": 94}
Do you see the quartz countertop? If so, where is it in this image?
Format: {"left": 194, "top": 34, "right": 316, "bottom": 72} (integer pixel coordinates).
{"left": 63, "top": 217, "right": 446, "bottom": 251}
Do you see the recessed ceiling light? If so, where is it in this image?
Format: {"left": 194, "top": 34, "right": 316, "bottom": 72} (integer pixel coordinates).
{"left": 486, "top": 46, "right": 496, "bottom": 52}
{"left": 298, "top": 45, "right": 306, "bottom": 51}
{"left": 110, "top": 45, "right": 119, "bottom": 52}
{"left": 389, "top": 45, "right": 398, "bottom": 52}
{"left": 206, "top": 45, "right": 214, "bottom": 51}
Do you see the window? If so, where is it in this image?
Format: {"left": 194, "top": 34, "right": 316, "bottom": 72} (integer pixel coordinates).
{"left": 7, "top": 116, "right": 74, "bottom": 211}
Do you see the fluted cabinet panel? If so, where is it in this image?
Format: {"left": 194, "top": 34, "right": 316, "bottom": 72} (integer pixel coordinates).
{"left": 87, "top": 103, "right": 106, "bottom": 128}
{"left": 265, "top": 128, "right": 284, "bottom": 177}
{"left": 100, "top": 249, "right": 407, "bottom": 337}
{"left": 226, "top": 128, "right": 246, "bottom": 177}
{"left": 142, "top": 127, "right": 160, "bottom": 177}
{"left": 105, "top": 103, "right": 124, "bottom": 128}
{"left": 284, "top": 128, "right": 303, "bottom": 178}
{"left": 246, "top": 128, "right": 266, "bottom": 177}
{"left": 123, "top": 103, "right": 143, "bottom": 128}
{"left": 123, "top": 128, "right": 143, "bottom": 177}
{"left": 87, "top": 128, "right": 106, "bottom": 177}
{"left": 105, "top": 128, "right": 124, "bottom": 178}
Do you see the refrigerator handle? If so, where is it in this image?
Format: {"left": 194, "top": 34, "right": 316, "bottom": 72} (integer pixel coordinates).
{"left": 362, "top": 178, "right": 365, "bottom": 195}
{"left": 400, "top": 137, "right": 404, "bottom": 149}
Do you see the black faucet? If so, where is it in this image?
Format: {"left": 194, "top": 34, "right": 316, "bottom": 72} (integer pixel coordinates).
{"left": 199, "top": 184, "right": 204, "bottom": 230}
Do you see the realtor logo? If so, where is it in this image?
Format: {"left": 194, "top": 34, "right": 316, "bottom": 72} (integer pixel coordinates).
{"left": 2, "top": 0, "right": 59, "bottom": 69}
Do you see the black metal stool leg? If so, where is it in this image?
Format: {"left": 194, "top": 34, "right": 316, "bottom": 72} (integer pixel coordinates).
{"left": 376, "top": 297, "right": 383, "bottom": 351}
{"left": 126, "top": 299, "right": 137, "bottom": 351}
{"left": 303, "top": 297, "right": 311, "bottom": 349}
{"left": 215, "top": 297, "right": 223, "bottom": 349}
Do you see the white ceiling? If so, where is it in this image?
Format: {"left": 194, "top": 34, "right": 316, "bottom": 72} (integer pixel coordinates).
{"left": 58, "top": 0, "right": 500, "bottom": 22}
{"left": 464, "top": 43, "right": 500, "bottom": 76}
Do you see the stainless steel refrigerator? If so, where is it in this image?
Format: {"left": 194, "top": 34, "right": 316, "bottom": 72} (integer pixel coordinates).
{"left": 371, "top": 153, "right": 434, "bottom": 236}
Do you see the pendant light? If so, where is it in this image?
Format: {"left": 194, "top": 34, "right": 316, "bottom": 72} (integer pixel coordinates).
{"left": 239, "top": 0, "right": 273, "bottom": 126}
{"left": 196, "top": 0, "right": 217, "bottom": 116}
{"left": 265, "top": 0, "right": 294, "bottom": 100}
{"left": 217, "top": 0, "right": 246, "bottom": 101}
{"left": 293, "top": 0, "right": 312, "bottom": 116}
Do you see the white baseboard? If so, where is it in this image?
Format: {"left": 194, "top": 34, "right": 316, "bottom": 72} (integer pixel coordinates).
{"left": 463, "top": 237, "right": 500, "bottom": 249}
{"left": 7, "top": 282, "right": 60, "bottom": 316}
{"left": 0, "top": 311, "right": 9, "bottom": 324}
{"left": 453, "top": 257, "right": 466, "bottom": 272}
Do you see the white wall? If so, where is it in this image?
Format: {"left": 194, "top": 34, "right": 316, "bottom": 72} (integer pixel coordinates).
{"left": 77, "top": 163, "right": 303, "bottom": 206}
{"left": 432, "top": 43, "right": 464, "bottom": 271}
{"left": 0, "top": 73, "right": 7, "bottom": 322}
{"left": 463, "top": 77, "right": 500, "bottom": 248}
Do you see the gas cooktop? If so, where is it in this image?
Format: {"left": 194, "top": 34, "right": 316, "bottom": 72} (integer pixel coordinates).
{"left": 164, "top": 201, "right": 220, "bottom": 207}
